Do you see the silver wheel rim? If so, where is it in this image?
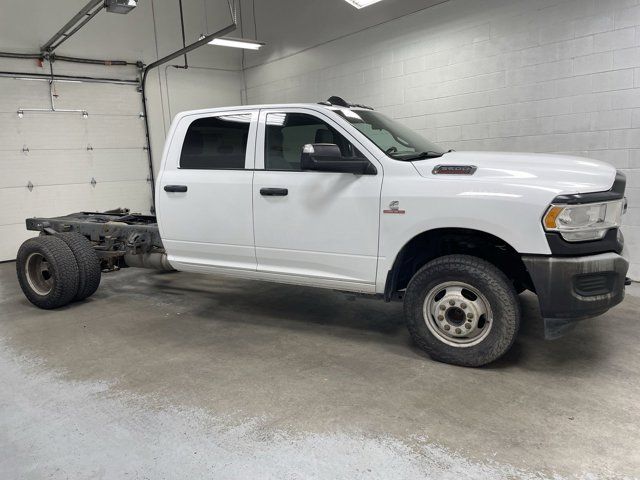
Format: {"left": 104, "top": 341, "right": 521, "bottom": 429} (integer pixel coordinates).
{"left": 422, "top": 281, "right": 493, "bottom": 348}
{"left": 25, "top": 252, "right": 53, "bottom": 296}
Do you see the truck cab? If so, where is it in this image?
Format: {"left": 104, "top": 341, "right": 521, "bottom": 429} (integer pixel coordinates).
{"left": 17, "top": 97, "right": 630, "bottom": 367}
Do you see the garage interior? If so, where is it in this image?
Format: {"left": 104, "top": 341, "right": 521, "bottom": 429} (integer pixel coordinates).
{"left": 1, "top": 0, "right": 639, "bottom": 478}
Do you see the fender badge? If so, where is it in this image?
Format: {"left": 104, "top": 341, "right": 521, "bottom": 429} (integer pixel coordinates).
{"left": 383, "top": 200, "right": 405, "bottom": 214}
{"left": 432, "top": 165, "right": 477, "bottom": 175}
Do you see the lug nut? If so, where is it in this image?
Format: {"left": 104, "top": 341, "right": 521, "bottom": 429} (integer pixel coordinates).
{"left": 455, "top": 328, "right": 462, "bottom": 334}
{"left": 439, "top": 304, "right": 446, "bottom": 311}
{"left": 465, "top": 323, "right": 472, "bottom": 329}
{"left": 467, "top": 312, "right": 474, "bottom": 319}
{"left": 461, "top": 303, "right": 467, "bottom": 309}
{"left": 444, "top": 325, "right": 451, "bottom": 331}
{"left": 449, "top": 300, "right": 455, "bottom": 306}
{"left": 438, "top": 315, "right": 444, "bottom": 321}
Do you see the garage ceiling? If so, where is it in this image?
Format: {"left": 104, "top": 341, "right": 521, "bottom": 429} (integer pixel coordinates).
{"left": 0, "top": 0, "right": 239, "bottom": 70}
{"left": 243, "top": 0, "right": 448, "bottom": 68}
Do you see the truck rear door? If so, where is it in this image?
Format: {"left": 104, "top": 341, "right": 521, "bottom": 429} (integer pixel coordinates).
{"left": 157, "top": 110, "right": 258, "bottom": 272}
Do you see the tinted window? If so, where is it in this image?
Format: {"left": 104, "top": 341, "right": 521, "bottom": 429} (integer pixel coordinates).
{"left": 180, "top": 114, "right": 251, "bottom": 169}
{"left": 333, "top": 109, "right": 446, "bottom": 160}
{"left": 265, "top": 112, "right": 364, "bottom": 171}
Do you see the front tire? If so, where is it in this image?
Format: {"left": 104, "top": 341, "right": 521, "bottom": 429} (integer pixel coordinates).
{"left": 16, "top": 236, "right": 79, "bottom": 309}
{"left": 404, "top": 254, "right": 520, "bottom": 367}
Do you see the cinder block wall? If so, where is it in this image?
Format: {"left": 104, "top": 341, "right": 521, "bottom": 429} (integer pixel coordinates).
{"left": 244, "top": 0, "right": 640, "bottom": 279}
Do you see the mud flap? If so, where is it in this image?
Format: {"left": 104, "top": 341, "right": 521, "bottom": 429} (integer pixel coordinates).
{"left": 544, "top": 317, "right": 579, "bottom": 340}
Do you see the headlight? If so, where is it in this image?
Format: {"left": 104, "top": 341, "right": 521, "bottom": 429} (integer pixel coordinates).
{"left": 542, "top": 199, "right": 625, "bottom": 242}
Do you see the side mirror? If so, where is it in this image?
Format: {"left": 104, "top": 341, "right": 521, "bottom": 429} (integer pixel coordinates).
{"left": 300, "top": 144, "right": 376, "bottom": 175}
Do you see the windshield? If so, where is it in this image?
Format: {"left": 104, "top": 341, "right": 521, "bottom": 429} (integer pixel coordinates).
{"left": 333, "top": 109, "right": 446, "bottom": 160}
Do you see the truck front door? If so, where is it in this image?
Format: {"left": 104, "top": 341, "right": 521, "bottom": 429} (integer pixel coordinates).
{"left": 157, "top": 110, "right": 258, "bottom": 272}
{"left": 252, "top": 108, "right": 382, "bottom": 291}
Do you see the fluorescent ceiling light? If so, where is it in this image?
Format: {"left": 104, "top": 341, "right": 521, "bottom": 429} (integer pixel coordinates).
{"left": 208, "top": 37, "right": 264, "bottom": 50}
{"left": 105, "top": 0, "right": 138, "bottom": 14}
{"left": 343, "top": 0, "right": 385, "bottom": 8}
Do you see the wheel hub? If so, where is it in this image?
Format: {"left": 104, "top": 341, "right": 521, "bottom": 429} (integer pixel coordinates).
{"left": 445, "top": 306, "right": 466, "bottom": 326}
{"left": 25, "top": 252, "right": 53, "bottom": 296}
{"left": 424, "top": 282, "right": 492, "bottom": 347}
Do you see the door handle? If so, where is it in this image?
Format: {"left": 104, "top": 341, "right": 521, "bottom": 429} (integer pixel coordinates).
{"left": 164, "top": 185, "right": 188, "bottom": 193}
{"left": 260, "top": 187, "right": 288, "bottom": 196}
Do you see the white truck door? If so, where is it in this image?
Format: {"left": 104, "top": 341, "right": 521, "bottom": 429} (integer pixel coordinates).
{"left": 157, "top": 110, "right": 258, "bottom": 272}
{"left": 252, "top": 108, "right": 382, "bottom": 290}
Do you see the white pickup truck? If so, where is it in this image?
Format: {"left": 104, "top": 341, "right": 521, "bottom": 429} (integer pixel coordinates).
{"left": 16, "top": 96, "right": 630, "bottom": 367}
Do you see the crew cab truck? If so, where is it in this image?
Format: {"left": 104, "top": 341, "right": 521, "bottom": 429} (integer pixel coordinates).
{"left": 15, "top": 96, "right": 630, "bottom": 367}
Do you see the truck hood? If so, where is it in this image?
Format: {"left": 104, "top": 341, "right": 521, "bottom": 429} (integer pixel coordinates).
{"left": 412, "top": 151, "right": 617, "bottom": 196}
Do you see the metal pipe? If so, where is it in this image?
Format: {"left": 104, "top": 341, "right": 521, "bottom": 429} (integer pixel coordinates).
{"left": 140, "top": 69, "right": 155, "bottom": 213}
{"left": 140, "top": 22, "right": 237, "bottom": 212}
{"left": 176, "top": 0, "right": 188, "bottom": 69}
{"left": 0, "top": 50, "right": 139, "bottom": 66}
{"left": 41, "top": 0, "right": 104, "bottom": 53}
{"left": 52, "top": 54, "right": 139, "bottom": 66}
{"left": 46, "top": 3, "right": 105, "bottom": 53}
{"left": 0, "top": 51, "right": 42, "bottom": 59}
{"left": 144, "top": 23, "right": 236, "bottom": 74}
{"left": 18, "top": 61, "right": 89, "bottom": 117}
{"left": 0, "top": 71, "right": 139, "bottom": 85}
{"left": 124, "top": 252, "right": 174, "bottom": 271}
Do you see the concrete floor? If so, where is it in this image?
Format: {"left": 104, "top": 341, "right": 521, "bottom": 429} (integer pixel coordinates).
{"left": 0, "top": 262, "right": 639, "bottom": 479}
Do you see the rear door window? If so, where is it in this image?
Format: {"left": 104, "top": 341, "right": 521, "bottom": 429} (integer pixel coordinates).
{"left": 180, "top": 114, "right": 251, "bottom": 169}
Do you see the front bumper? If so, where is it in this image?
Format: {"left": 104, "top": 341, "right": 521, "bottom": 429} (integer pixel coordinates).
{"left": 522, "top": 247, "right": 629, "bottom": 339}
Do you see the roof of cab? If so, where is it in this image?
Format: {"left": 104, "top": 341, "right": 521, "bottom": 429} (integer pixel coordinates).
{"left": 174, "top": 96, "right": 373, "bottom": 119}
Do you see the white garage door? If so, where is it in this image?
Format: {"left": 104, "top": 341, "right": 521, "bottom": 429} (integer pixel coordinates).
{"left": 0, "top": 77, "right": 152, "bottom": 261}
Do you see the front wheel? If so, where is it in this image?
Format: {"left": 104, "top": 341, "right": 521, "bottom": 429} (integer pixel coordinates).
{"left": 403, "top": 254, "right": 520, "bottom": 367}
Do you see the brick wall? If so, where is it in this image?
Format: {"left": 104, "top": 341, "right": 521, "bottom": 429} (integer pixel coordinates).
{"left": 244, "top": 0, "right": 640, "bottom": 279}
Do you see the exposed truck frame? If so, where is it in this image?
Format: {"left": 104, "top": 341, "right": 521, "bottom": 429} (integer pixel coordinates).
{"left": 25, "top": 209, "right": 171, "bottom": 271}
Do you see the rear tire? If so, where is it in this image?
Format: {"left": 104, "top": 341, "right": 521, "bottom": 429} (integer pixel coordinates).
{"left": 16, "top": 236, "right": 79, "bottom": 309}
{"left": 403, "top": 254, "right": 520, "bottom": 367}
{"left": 56, "top": 232, "right": 101, "bottom": 301}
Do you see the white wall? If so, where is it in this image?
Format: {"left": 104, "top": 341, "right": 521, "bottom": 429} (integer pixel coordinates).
{"left": 244, "top": 0, "right": 640, "bottom": 279}
{"left": 0, "top": 0, "right": 244, "bottom": 189}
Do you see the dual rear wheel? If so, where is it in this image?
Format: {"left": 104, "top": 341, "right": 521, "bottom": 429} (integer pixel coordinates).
{"left": 16, "top": 233, "right": 101, "bottom": 309}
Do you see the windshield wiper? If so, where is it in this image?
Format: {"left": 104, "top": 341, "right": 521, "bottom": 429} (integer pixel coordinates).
{"left": 400, "top": 151, "right": 445, "bottom": 161}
